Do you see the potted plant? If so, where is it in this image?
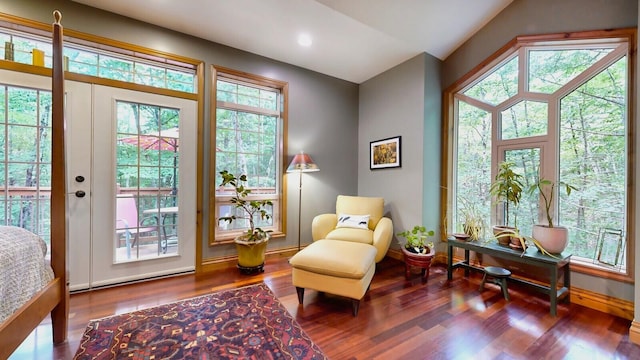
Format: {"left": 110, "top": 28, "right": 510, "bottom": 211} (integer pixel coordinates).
{"left": 527, "top": 178, "right": 577, "bottom": 254}
{"left": 397, "top": 225, "right": 435, "bottom": 281}
{"left": 489, "top": 161, "right": 524, "bottom": 247}
{"left": 218, "top": 170, "right": 273, "bottom": 274}
{"left": 458, "top": 198, "right": 485, "bottom": 241}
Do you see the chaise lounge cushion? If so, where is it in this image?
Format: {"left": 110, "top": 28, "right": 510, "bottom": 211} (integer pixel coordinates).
{"left": 325, "top": 228, "right": 373, "bottom": 244}
{"left": 289, "top": 239, "right": 377, "bottom": 279}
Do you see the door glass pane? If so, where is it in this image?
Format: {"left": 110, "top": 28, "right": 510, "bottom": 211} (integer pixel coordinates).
{"left": 505, "top": 148, "right": 540, "bottom": 237}
{"left": 0, "top": 85, "right": 52, "bottom": 250}
{"left": 115, "top": 101, "right": 179, "bottom": 262}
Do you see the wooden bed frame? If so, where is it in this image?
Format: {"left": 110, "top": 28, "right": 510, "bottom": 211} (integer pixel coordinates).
{"left": 0, "top": 10, "right": 69, "bottom": 359}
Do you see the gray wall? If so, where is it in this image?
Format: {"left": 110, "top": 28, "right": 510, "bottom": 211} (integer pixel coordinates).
{"left": 442, "top": 0, "right": 638, "bottom": 302}
{"left": 358, "top": 53, "right": 442, "bottom": 250}
{"left": 0, "top": 0, "right": 359, "bottom": 260}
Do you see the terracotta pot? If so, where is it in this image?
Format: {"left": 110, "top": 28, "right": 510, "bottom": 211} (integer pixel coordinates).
{"left": 402, "top": 246, "right": 435, "bottom": 281}
{"left": 492, "top": 225, "right": 516, "bottom": 246}
{"left": 532, "top": 225, "right": 568, "bottom": 254}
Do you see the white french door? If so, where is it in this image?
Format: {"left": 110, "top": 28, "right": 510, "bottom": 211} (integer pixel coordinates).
{"left": 82, "top": 85, "right": 196, "bottom": 289}
{"left": 0, "top": 70, "right": 196, "bottom": 291}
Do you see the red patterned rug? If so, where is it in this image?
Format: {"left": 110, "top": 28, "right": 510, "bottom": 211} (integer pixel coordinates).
{"left": 74, "top": 283, "right": 327, "bottom": 359}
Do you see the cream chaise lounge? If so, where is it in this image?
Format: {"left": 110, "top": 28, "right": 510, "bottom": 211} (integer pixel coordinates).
{"left": 289, "top": 195, "right": 393, "bottom": 316}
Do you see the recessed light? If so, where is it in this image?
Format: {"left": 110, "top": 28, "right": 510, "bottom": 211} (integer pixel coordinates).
{"left": 297, "top": 34, "right": 312, "bottom": 47}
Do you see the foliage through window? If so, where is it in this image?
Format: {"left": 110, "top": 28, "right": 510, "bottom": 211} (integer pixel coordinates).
{"left": 0, "top": 84, "right": 52, "bottom": 249}
{"left": 212, "top": 68, "right": 286, "bottom": 243}
{"left": 0, "top": 28, "right": 196, "bottom": 93}
{"left": 449, "top": 31, "right": 632, "bottom": 274}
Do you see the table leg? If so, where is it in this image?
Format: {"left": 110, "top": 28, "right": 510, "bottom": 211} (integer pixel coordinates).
{"left": 563, "top": 262, "right": 571, "bottom": 304}
{"left": 447, "top": 243, "right": 453, "bottom": 281}
{"left": 464, "top": 249, "right": 470, "bottom": 277}
{"left": 550, "top": 265, "right": 558, "bottom": 316}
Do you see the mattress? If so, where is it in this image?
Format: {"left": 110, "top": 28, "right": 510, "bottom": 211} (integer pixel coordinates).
{"left": 0, "top": 225, "right": 54, "bottom": 323}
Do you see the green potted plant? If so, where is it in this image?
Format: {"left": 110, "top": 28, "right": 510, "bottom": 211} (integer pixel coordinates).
{"left": 397, "top": 225, "right": 435, "bottom": 281}
{"left": 218, "top": 170, "right": 273, "bottom": 274}
{"left": 489, "top": 161, "right": 524, "bottom": 247}
{"left": 527, "top": 178, "right": 578, "bottom": 254}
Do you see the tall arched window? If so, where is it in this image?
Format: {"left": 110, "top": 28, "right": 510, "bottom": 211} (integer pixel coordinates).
{"left": 444, "top": 29, "right": 635, "bottom": 279}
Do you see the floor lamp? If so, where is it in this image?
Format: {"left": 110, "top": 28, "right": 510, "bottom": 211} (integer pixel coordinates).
{"left": 286, "top": 151, "right": 319, "bottom": 251}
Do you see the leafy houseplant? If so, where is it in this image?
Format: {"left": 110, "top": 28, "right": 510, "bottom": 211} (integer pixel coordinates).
{"left": 526, "top": 178, "right": 578, "bottom": 254}
{"left": 490, "top": 161, "right": 524, "bottom": 227}
{"left": 527, "top": 178, "right": 577, "bottom": 228}
{"left": 397, "top": 225, "right": 435, "bottom": 255}
{"left": 489, "top": 161, "right": 524, "bottom": 246}
{"left": 218, "top": 170, "right": 273, "bottom": 273}
{"left": 397, "top": 225, "right": 436, "bottom": 281}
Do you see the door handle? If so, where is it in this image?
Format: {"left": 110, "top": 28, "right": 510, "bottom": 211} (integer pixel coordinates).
{"left": 75, "top": 175, "right": 85, "bottom": 182}
{"left": 75, "top": 190, "right": 86, "bottom": 198}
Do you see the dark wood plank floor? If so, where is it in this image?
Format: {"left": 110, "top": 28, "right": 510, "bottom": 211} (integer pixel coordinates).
{"left": 9, "top": 257, "right": 640, "bottom": 359}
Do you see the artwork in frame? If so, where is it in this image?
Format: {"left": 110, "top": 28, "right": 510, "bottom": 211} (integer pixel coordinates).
{"left": 370, "top": 136, "right": 401, "bottom": 170}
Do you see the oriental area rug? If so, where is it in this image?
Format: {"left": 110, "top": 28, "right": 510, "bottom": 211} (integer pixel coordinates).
{"left": 73, "top": 283, "right": 327, "bottom": 360}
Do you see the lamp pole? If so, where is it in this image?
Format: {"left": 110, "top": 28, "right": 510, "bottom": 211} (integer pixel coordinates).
{"left": 297, "top": 170, "right": 303, "bottom": 251}
{"left": 286, "top": 151, "right": 319, "bottom": 251}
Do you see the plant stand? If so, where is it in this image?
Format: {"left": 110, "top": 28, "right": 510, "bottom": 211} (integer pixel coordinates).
{"left": 237, "top": 263, "right": 264, "bottom": 275}
{"left": 402, "top": 247, "right": 435, "bottom": 282}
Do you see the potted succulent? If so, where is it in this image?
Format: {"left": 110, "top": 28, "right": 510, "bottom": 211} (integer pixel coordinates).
{"left": 218, "top": 170, "right": 273, "bottom": 274}
{"left": 527, "top": 178, "right": 578, "bottom": 254}
{"left": 397, "top": 225, "right": 435, "bottom": 281}
{"left": 489, "top": 161, "right": 524, "bottom": 247}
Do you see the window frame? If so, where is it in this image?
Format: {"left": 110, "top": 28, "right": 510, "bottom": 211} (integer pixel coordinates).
{"left": 209, "top": 65, "right": 288, "bottom": 245}
{"left": 442, "top": 29, "right": 636, "bottom": 283}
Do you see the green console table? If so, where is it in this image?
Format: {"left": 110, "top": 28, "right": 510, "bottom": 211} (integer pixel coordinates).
{"left": 447, "top": 237, "right": 571, "bottom": 316}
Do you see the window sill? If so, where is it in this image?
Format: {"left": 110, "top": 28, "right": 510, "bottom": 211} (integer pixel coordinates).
{"left": 570, "top": 257, "right": 632, "bottom": 283}
{"left": 210, "top": 231, "right": 285, "bottom": 246}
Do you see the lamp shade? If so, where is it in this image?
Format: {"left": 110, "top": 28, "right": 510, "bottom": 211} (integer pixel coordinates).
{"left": 286, "top": 151, "right": 319, "bottom": 172}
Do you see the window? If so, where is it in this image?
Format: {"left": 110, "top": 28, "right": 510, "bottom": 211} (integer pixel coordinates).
{"left": 210, "top": 67, "right": 287, "bottom": 243}
{"left": 446, "top": 29, "right": 633, "bottom": 277}
{"left": 0, "top": 27, "right": 197, "bottom": 93}
{"left": 0, "top": 84, "right": 52, "bottom": 249}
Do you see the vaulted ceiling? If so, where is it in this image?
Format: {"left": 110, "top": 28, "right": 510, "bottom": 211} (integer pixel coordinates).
{"left": 72, "top": 0, "right": 512, "bottom": 83}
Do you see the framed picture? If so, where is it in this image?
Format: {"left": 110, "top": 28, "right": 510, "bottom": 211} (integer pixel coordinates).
{"left": 370, "top": 136, "right": 401, "bottom": 169}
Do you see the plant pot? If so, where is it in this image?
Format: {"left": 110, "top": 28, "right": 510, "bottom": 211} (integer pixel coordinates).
{"left": 532, "top": 224, "right": 568, "bottom": 254}
{"left": 492, "top": 225, "right": 516, "bottom": 246}
{"left": 463, "top": 224, "right": 482, "bottom": 241}
{"left": 402, "top": 246, "right": 435, "bottom": 282}
{"left": 235, "top": 235, "right": 269, "bottom": 274}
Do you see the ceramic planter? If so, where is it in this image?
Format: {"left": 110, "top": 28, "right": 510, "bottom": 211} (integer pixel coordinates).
{"left": 532, "top": 225, "right": 568, "bottom": 254}
{"left": 235, "top": 235, "right": 269, "bottom": 274}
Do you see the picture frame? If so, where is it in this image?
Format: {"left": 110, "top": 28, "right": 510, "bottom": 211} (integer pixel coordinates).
{"left": 370, "top": 136, "right": 401, "bottom": 170}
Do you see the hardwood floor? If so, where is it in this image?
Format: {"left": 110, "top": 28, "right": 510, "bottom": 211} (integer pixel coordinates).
{"left": 9, "top": 256, "right": 640, "bottom": 360}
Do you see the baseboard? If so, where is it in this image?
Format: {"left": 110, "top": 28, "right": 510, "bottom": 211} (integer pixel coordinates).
{"left": 570, "top": 286, "right": 634, "bottom": 320}
{"left": 199, "top": 247, "right": 298, "bottom": 273}
{"left": 629, "top": 321, "right": 640, "bottom": 345}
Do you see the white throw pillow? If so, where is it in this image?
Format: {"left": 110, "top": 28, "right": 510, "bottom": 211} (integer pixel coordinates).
{"left": 336, "top": 214, "right": 370, "bottom": 230}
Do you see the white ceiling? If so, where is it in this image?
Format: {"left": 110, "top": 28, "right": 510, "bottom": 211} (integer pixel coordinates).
{"left": 72, "top": 0, "right": 512, "bottom": 84}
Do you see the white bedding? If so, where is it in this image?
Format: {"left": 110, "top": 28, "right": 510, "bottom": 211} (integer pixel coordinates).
{"left": 0, "top": 225, "right": 55, "bottom": 323}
